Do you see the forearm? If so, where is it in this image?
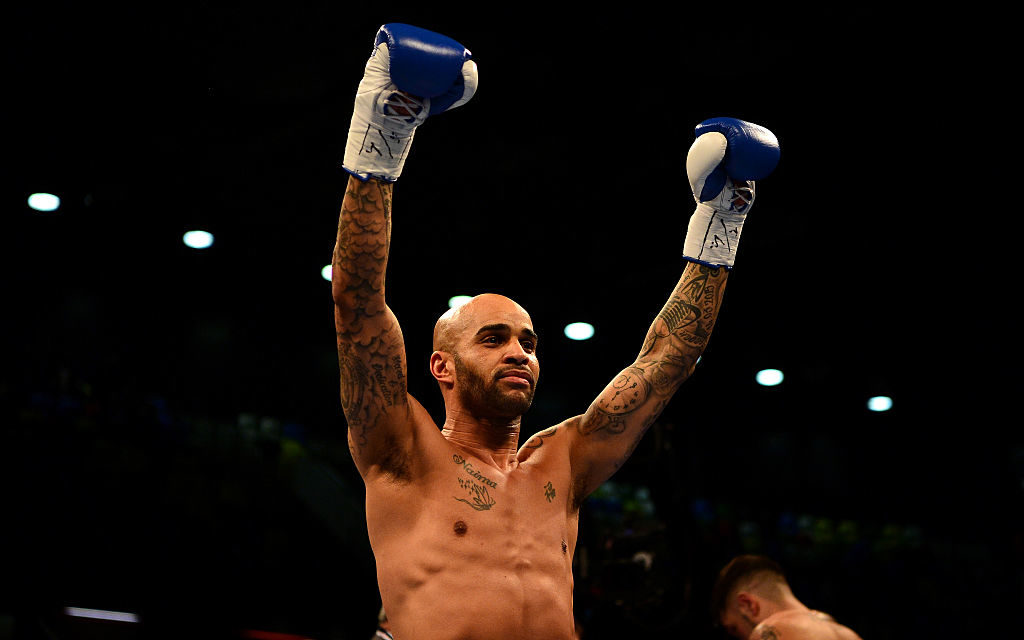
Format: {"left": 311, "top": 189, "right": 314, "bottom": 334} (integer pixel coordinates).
{"left": 634, "top": 261, "right": 728, "bottom": 391}
{"left": 572, "top": 115, "right": 774, "bottom": 492}
{"left": 573, "top": 261, "right": 728, "bottom": 483}
{"left": 332, "top": 176, "right": 394, "bottom": 321}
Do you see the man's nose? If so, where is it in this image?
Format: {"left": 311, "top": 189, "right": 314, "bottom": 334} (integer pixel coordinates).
{"left": 503, "top": 342, "right": 530, "bottom": 365}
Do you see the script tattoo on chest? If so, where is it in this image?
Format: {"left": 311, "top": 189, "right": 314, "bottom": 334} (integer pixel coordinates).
{"left": 452, "top": 454, "right": 497, "bottom": 511}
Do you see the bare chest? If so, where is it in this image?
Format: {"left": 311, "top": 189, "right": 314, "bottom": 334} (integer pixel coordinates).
{"left": 366, "top": 450, "right": 577, "bottom": 566}
{"left": 363, "top": 441, "right": 580, "bottom": 640}
{"left": 449, "top": 453, "right": 561, "bottom": 514}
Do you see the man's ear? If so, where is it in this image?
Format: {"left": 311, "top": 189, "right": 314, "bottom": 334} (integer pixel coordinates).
{"left": 736, "top": 592, "right": 760, "bottom": 619}
{"left": 430, "top": 351, "right": 454, "bottom": 384}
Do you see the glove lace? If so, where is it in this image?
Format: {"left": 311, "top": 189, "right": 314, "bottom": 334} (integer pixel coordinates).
{"left": 380, "top": 91, "right": 426, "bottom": 129}
{"left": 725, "top": 180, "right": 754, "bottom": 214}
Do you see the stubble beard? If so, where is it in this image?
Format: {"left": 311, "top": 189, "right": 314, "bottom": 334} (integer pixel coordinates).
{"left": 453, "top": 352, "right": 535, "bottom": 419}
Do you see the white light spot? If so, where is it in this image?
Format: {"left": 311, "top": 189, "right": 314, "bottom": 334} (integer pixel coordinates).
{"left": 321, "top": 265, "right": 332, "bottom": 281}
{"left": 756, "top": 368, "right": 784, "bottom": 386}
{"left": 183, "top": 230, "right": 214, "bottom": 249}
{"left": 564, "top": 322, "right": 595, "bottom": 341}
{"left": 448, "top": 295, "right": 473, "bottom": 309}
{"left": 28, "top": 193, "right": 60, "bottom": 211}
{"left": 867, "top": 396, "right": 893, "bottom": 412}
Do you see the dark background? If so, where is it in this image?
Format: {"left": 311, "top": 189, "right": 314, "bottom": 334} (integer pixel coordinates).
{"left": 1, "top": 3, "right": 1018, "bottom": 639}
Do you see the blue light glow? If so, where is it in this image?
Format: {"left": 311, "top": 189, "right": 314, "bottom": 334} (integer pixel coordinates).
{"left": 867, "top": 396, "right": 893, "bottom": 412}
{"left": 183, "top": 230, "right": 214, "bottom": 249}
{"left": 28, "top": 193, "right": 60, "bottom": 211}
{"left": 564, "top": 322, "right": 595, "bottom": 341}
{"left": 756, "top": 368, "right": 784, "bottom": 386}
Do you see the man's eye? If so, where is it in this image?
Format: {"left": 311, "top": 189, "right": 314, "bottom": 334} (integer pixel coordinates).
{"left": 521, "top": 340, "right": 535, "bottom": 351}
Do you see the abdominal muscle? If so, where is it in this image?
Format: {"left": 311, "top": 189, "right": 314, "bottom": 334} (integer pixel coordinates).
{"left": 365, "top": 464, "right": 578, "bottom": 640}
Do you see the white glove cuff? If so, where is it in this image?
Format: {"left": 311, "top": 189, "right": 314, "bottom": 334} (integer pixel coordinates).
{"left": 343, "top": 44, "right": 430, "bottom": 182}
{"left": 682, "top": 203, "right": 746, "bottom": 269}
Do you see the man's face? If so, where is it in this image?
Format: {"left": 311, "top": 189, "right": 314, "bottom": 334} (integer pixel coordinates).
{"left": 453, "top": 348, "right": 535, "bottom": 418}
{"left": 451, "top": 296, "right": 539, "bottom": 419}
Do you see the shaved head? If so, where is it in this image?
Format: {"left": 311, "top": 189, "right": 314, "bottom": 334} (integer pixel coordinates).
{"left": 711, "top": 555, "right": 789, "bottom": 622}
{"left": 432, "top": 293, "right": 531, "bottom": 353}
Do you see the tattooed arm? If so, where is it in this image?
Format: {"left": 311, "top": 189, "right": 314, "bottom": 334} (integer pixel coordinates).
{"left": 333, "top": 176, "right": 416, "bottom": 478}
{"left": 568, "top": 261, "right": 728, "bottom": 499}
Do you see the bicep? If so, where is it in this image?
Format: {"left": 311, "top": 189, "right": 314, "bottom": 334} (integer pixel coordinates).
{"left": 335, "top": 303, "right": 415, "bottom": 472}
{"left": 570, "top": 357, "right": 685, "bottom": 497}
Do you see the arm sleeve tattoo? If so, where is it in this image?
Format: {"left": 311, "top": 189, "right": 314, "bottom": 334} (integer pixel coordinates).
{"left": 333, "top": 178, "right": 410, "bottom": 455}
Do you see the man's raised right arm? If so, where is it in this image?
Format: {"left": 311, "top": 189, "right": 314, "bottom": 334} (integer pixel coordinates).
{"left": 331, "top": 24, "right": 478, "bottom": 473}
{"left": 332, "top": 176, "right": 412, "bottom": 471}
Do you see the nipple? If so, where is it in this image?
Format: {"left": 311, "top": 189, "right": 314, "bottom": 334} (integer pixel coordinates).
{"left": 454, "top": 520, "right": 468, "bottom": 536}
{"left": 561, "top": 539, "right": 567, "bottom": 554}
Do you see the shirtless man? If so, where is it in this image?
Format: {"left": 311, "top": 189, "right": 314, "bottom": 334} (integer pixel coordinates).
{"left": 332, "top": 23, "right": 779, "bottom": 640}
{"left": 711, "top": 555, "right": 863, "bottom": 640}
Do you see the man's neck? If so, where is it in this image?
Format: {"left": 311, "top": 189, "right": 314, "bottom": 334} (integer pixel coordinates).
{"left": 441, "top": 409, "right": 520, "bottom": 469}
{"left": 758, "top": 593, "right": 810, "bottom": 622}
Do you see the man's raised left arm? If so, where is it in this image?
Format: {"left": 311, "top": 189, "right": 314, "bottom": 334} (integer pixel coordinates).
{"left": 567, "top": 117, "right": 780, "bottom": 499}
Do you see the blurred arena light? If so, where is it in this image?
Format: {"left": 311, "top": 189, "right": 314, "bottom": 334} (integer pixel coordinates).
{"left": 321, "top": 265, "right": 332, "bottom": 281}
{"left": 564, "top": 322, "right": 595, "bottom": 341}
{"left": 448, "top": 295, "right": 473, "bottom": 309}
{"left": 867, "top": 395, "right": 893, "bottom": 412}
{"left": 756, "top": 368, "right": 784, "bottom": 386}
{"left": 28, "top": 192, "right": 60, "bottom": 211}
{"left": 64, "top": 607, "right": 139, "bottom": 623}
{"left": 183, "top": 230, "right": 214, "bottom": 249}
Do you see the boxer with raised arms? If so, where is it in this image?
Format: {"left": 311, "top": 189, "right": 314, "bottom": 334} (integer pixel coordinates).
{"left": 331, "top": 23, "right": 780, "bottom": 640}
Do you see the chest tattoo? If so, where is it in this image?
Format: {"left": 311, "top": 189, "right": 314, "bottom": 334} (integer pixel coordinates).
{"left": 452, "top": 454, "right": 497, "bottom": 511}
{"left": 544, "top": 481, "right": 556, "bottom": 502}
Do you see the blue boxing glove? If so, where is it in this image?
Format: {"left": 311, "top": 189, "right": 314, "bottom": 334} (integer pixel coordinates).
{"left": 343, "top": 23, "right": 478, "bottom": 182}
{"left": 682, "top": 117, "right": 780, "bottom": 269}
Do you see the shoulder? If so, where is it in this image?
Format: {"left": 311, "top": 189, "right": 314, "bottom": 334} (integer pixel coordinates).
{"left": 748, "top": 620, "right": 783, "bottom": 640}
{"left": 517, "top": 416, "right": 596, "bottom": 511}
{"left": 357, "top": 395, "right": 447, "bottom": 483}
{"left": 750, "top": 610, "right": 812, "bottom": 639}
{"left": 517, "top": 417, "right": 580, "bottom": 461}
{"left": 752, "top": 610, "right": 861, "bottom": 640}
{"left": 809, "top": 610, "right": 862, "bottom": 639}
